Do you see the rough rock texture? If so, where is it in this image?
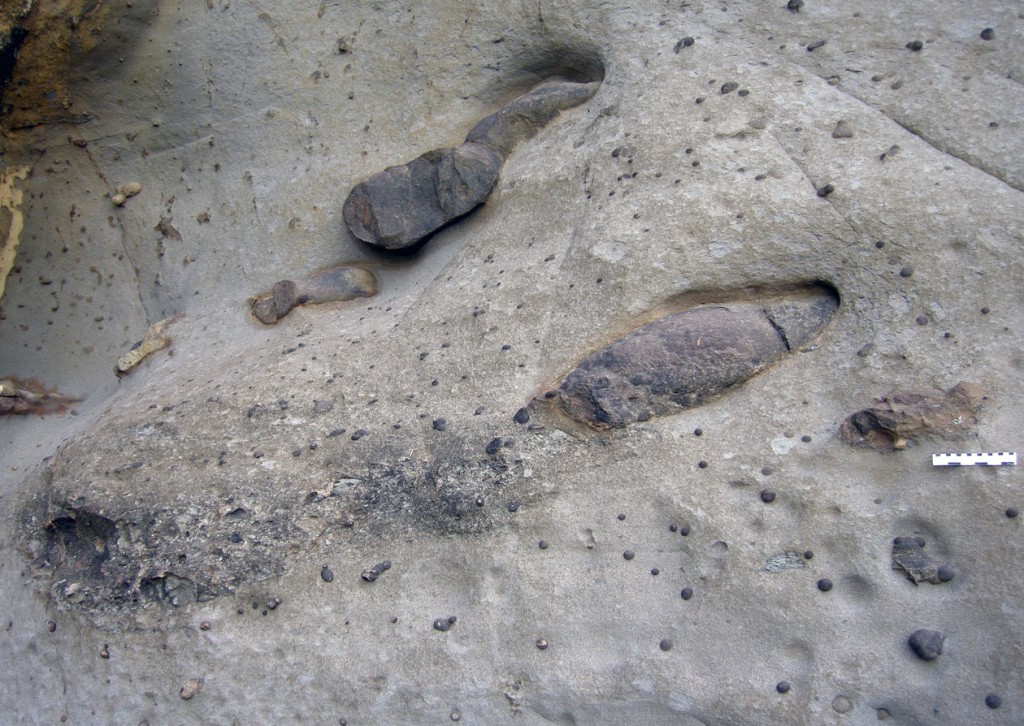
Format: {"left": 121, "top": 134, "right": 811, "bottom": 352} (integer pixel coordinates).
{"left": 840, "top": 382, "right": 986, "bottom": 450}
{"left": 555, "top": 286, "right": 838, "bottom": 429}
{"left": 343, "top": 79, "right": 599, "bottom": 250}
{"left": 250, "top": 265, "right": 378, "bottom": 324}
{"left": 1, "top": 1, "right": 1023, "bottom": 724}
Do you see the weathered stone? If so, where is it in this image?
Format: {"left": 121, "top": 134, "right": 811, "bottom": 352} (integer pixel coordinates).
{"left": 908, "top": 629, "right": 944, "bottom": 661}
{"left": 343, "top": 142, "right": 501, "bottom": 250}
{"left": 250, "top": 265, "right": 378, "bottom": 324}
{"left": 840, "top": 382, "right": 985, "bottom": 450}
{"left": 555, "top": 287, "right": 838, "bottom": 429}
{"left": 464, "top": 79, "right": 601, "bottom": 157}
{"left": 892, "top": 536, "right": 952, "bottom": 585}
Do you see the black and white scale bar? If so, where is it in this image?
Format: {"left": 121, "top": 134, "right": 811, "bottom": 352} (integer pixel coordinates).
{"left": 932, "top": 452, "right": 1017, "bottom": 467}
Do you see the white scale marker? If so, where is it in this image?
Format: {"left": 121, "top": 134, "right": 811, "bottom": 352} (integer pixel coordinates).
{"left": 932, "top": 452, "right": 1017, "bottom": 467}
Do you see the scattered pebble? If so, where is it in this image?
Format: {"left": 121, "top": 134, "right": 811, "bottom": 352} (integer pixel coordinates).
{"left": 1006, "top": 507, "right": 1019, "bottom": 518}
{"left": 980, "top": 306, "right": 990, "bottom": 314}
{"left": 513, "top": 407, "right": 530, "bottom": 424}
{"left": 623, "top": 550, "right": 635, "bottom": 560}
{"left": 936, "top": 565, "right": 955, "bottom": 582}
{"left": 776, "top": 681, "right": 791, "bottom": 694}
{"left": 760, "top": 490, "right": 777, "bottom": 503}
{"left": 980, "top": 28, "right": 995, "bottom": 41}
{"left": 328, "top": 428, "right": 346, "bottom": 437}
{"left": 351, "top": 429, "right": 368, "bottom": 441}
{"left": 804, "top": 550, "right": 814, "bottom": 560}
{"left": 906, "top": 40, "right": 923, "bottom": 51}
{"left": 899, "top": 265, "right": 914, "bottom": 277}
{"left": 694, "top": 428, "right": 703, "bottom": 436}
{"left": 915, "top": 315, "right": 928, "bottom": 326}
{"left": 985, "top": 693, "right": 1002, "bottom": 709}
{"left": 806, "top": 39, "right": 826, "bottom": 52}
{"left": 321, "top": 565, "right": 334, "bottom": 582}
{"left": 659, "top": 638, "right": 673, "bottom": 652}
{"left": 786, "top": 0, "right": 803, "bottom": 11}
{"left": 46, "top": 621, "right": 56, "bottom": 633}
{"left": 199, "top": 621, "right": 211, "bottom": 631}
{"left": 433, "top": 617, "right": 457, "bottom": 632}
{"left": 179, "top": 678, "right": 203, "bottom": 701}
{"left": 679, "top": 526, "right": 690, "bottom": 537}
{"left": 680, "top": 587, "right": 694, "bottom": 600}
{"left": 432, "top": 418, "right": 447, "bottom": 431}
{"left": 100, "top": 644, "right": 110, "bottom": 659}
{"left": 669, "top": 524, "right": 678, "bottom": 532}
{"left": 536, "top": 638, "right": 549, "bottom": 650}
{"left": 266, "top": 596, "right": 282, "bottom": 610}
{"left": 817, "top": 183, "right": 835, "bottom": 197}
{"left": 651, "top": 568, "right": 660, "bottom": 576}
{"left": 485, "top": 438, "right": 502, "bottom": 455}
{"left": 361, "top": 561, "right": 392, "bottom": 582}
{"left": 720, "top": 81, "right": 739, "bottom": 94}
{"left": 698, "top": 460, "right": 708, "bottom": 469}
{"left": 761, "top": 466, "right": 773, "bottom": 476}
{"left": 450, "top": 709, "right": 461, "bottom": 721}
{"left": 508, "top": 501, "right": 520, "bottom": 513}
{"left": 817, "top": 578, "right": 833, "bottom": 592}
{"left": 673, "top": 37, "right": 695, "bottom": 52}
{"left": 801, "top": 435, "right": 812, "bottom": 443}
{"left": 617, "top": 513, "right": 626, "bottom": 521}
{"left": 539, "top": 540, "right": 549, "bottom": 549}
{"left": 908, "top": 629, "right": 944, "bottom": 661}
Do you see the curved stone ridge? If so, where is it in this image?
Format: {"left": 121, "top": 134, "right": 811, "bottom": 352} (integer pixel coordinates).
{"left": 249, "top": 265, "right": 378, "bottom": 324}
{"left": 555, "top": 286, "right": 839, "bottom": 429}
{"left": 343, "top": 79, "right": 600, "bottom": 250}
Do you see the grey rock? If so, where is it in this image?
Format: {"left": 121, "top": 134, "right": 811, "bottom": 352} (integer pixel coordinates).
{"left": 555, "top": 287, "right": 837, "bottom": 429}
{"left": 342, "top": 142, "right": 502, "bottom": 250}
{"left": 908, "top": 629, "right": 944, "bottom": 660}
{"left": 892, "top": 536, "right": 953, "bottom": 585}
{"left": 250, "top": 265, "right": 378, "bottom": 324}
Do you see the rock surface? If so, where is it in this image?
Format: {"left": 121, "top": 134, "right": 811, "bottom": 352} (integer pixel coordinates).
{"left": 1, "top": 1, "right": 1022, "bottom": 724}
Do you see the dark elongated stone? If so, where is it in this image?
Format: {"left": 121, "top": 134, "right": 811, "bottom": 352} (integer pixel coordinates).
{"left": 908, "top": 629, "right": 944, "bottom": 660}
{"left": 343, "top": 142, "right": 501, "bottom": 250}
{"left": 555, "top": 287, "right": 838, "bottom": 429}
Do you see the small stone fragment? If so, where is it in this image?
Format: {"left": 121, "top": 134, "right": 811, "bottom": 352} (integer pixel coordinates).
{"left": 180, "top": 678, "right": 203, "bottom": 700}
{"left": 674, "top": 37, "right": 695, "bottom": 52}
{"left": 980, "top": 28, "right": 995, "bottom": 41}
{"left": 433, "top": 618, "right": 451, "bottom": 632}
{"left": 906, "top": 40, "right": 924, "bottom": 51}
{"left": 432, "top": 418, "right": 447, "bottom": 431}
{"left": 536, "top": 638, "right": 549, "bottom": 650}
{"left": 681, "top": 587, "right": 693, "bottom": 600}
{"left": 776, "top": 681, "right": 791, "bottom": 694}
{"left": 623, "top": 550, "right": 635, "bottom": 560}
{"left": 817, "top": 578, "right": 833, "bottom": 592}
{"left": 250, "top": 266, "right": 378, "bottom": 324}
{"left": 361, "top": 561, "right": 392, "bottom": 582}
{"left": 351, "top": 429, "right": 368, "bottom": 441}
{"left": 840, "top": 382, "right": 985, "bottom": 450}
{"left": 485, "top": 437, "right": 502, "bottom": 455}
{"left": 100, "top": 644, "right": 110, "bottom": 659}
{"left": 720, "top": 81, "right": 739, "bottom": 94}
{"left": 199, "top": 621, "right": 211, "bottom": 631}
{"left": 46, "top": 620, "right": 56, "bottom": 633}
{"left": 321, "top": 565, "right": 334, "bottom": 582}
{"left": 1006, "top": 507, "right": 1019, "bottom": 519}
{"left": 760, "top": 490, "right": 776, "bottom": 503}
{"left": 115, "top": 314, "right": 183, "bottom": 376}
{"left": 807, "top": 39, "right": 826, "bottom": 51}
{"left": 892, "top": 536, "right": 953, "bottom": 585}
{"left": 786, "top": 0, "right": 803, "bottom": 10}
{"left": 832, "top": 120, "right": 854, "bottom": 139}
{"left": 513, "top": 407, "right": 530, "bottom": 424}
{"left": 659, "top": 638, "right": 673, "bottom": 652}
{"left": 899, "top": 265, "right": 914, "bottom": 278}
{"left": 817, "top": 183, "right": 835, "bottom": 197}
{"left": 985, "top": 693, "right": 1002, "bottom": 709}
{"left": 908, "top": 629, "right": 944, "bottom": 661}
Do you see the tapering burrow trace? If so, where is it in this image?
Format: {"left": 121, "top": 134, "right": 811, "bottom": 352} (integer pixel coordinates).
{"left": 548, "top": 284, "right": 840, "bottom": 429}
{"left": 343, "top": 77, "right": 602, "bottom": 251}
{"left": 249, "top": 264, "right": 378, "bottom": 324}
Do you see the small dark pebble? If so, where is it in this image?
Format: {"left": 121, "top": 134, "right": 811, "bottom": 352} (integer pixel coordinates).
{"left": 351, "top": 428, "right": 368, "bottom": 441}
{"left": 786, "top": 0, "right": 803, "bottom": 10}
{"left": 760, "top": 489, "right": 777, "bottom": 503}
{"left": 761, "top": 466, "right": 773, "bottom": 476}
{"left": 936, "top": 565, "right": 955, "bottom": 582}
{"left": 1006, "top": 507, "right": 1019, "bottom": 518}
{"left": 980, "top": 28, "right": 995, "bottom": 41}
{"left": 680, "top": 587, "right": 694, "bottom": 600}
{"left": 985, "top": 694, "right": 1002, "bottom": 709}
{"left": 908, "top": 629, "right": 944, "bottom": 661}
{"left": 738, "top": 89, "right": 749, "bottom": 97}
{"left": 536, "top": 638, "right": 549, "bottom": 650}
{"left": 694, "top": 428, "right": 703, "bottom": 436}
{"left": 698, "top": 460, "right": 708, "bottom": 469}
{"left": 804, "top": 550, "right": 814, "bottom": 560}
{"left": 906, "top": 40, "right": 923, "bottom": 51}
{"left": 776, "top": 681, "right": 791, "bottom": 694}
{"left": 475, "top": 496, "right": 485, "bottom": 507}
{"left": 508, "top": 501, "right": 519, "bottom": 513}
{"left": 673, "top": 36, "right": 695, "bottom": 53}
{"left": 200, "top": 621, "right": 211, "bottom": 631}
{"left": 433, "top": 618, "right": 451, "bottom": 632}
{"left": 899, "top": 265, "right": 914, "bottom": 277}
{"left": 100, "top": 644, "right": 110, "bottom": 659}
{"left": 915, "top": 315, "right": 928, "bottom": 325}
{"left": 432, "top": 418, "right": 447, "bottom": 431}
{"left": 807, "top": 39, "right": 826, "bottom": 51}
{"left": 651, "top": 568, "right": 660, "bottom": 576}
{"left": 328, "top": 428, "right": 346, "bottom": 437}
{"left": 46, "top": 621, "right": 56, "bottom": 633}
{"left": 980, "top": 306, "right": 990, "bottom": 314}
{"left": 321, "top": 565, "right": 334, "bottom": 582}
{"left": 659, "top": 638, "right": 673, "bottom": 652}
{"left": 623, "top": 550, "right": 635, "bottom": 560}
{"left": 679, "top": 526, "right": 690, "bottom": 537}
{"left": 485, "top": 438, "right": 502, "bottom": 455}
{"left": 817, "top": 578, "right": 833, "bottom": 592}
{"left": 669, "top": 524, "right": 678, "bottom": 532}
{"left": 801, "top": 435, "right": 812, "bottom": 443}
{"left": 721, "top": 81, "right": 739, "bottom": 94}
{"left": 513, "top": 407, "right": 530, "bottom": 424}
{"left": 539, "top": 540, "right": 549, "bottom": 549}
{"left": 266, "top": 597, "right": 282, "bottom": 610}
{"left": 817, "top": 183, "right": 835, "bottom": 197}
{"left": 617, "top": 513, "right": 626, "bottom": 521}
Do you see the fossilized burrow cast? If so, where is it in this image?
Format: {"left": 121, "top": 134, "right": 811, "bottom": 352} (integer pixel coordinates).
{"left": 555, "top": 285, "right": 839, "bottom": 429}
{"left": 250, "top": 265, "right": 378, "bottom": 324}
{"left": 343, "top": 79, "right": 601, "bottom": 250}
